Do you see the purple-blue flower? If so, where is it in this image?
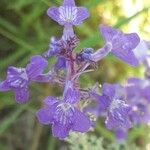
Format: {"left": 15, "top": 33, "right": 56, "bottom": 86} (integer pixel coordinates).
{"left": 99, "top": 83, "right": 132, "bottom": 130}
{"left": 36, "top": 96, "right": 91, "bottom": 138}
{"left": 0, "top": 55, "right": 50, "bottom": 103}
{"left": 99, "top": 24, "right": 140, "bottom": 66}
{"left": 126, "top": 77, "right": 150, "bottom": 124}
{"left": 47, "top": 0, "right": 89, "bottom": 26}
{"left": 127, "top": 77, "right": 150, "bottom": 102}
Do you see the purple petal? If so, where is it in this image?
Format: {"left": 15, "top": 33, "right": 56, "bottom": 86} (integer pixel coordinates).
{"left": 47, "top": 5, "right": 89, "bottom": 26}
{"left": 142, "top": 86, "right": 150, "bottom": 101}
{"left": 44, "top": 96, "right": 58, "bottom": 106}
{"left": 103, "top": 83, "right": 126, "bottom": 100}
{"left": 111, "top": 33, "right": 139, "bottom": 66}
{"left": 97, "top": 95, "right": 111, "bottom": 112}
{"left": 36, "top": 107, "right": 55, "bottom": 125}
{"left": 72, "top": 108, "right": 91, "bottom": 132}
{"left": 47, "top": 7, "right": 62, "bottom": 25}
{"left": 64, "top": 81, "right": 80, "bottom": 103}
{"left": 102, "top": 83, "right": 118, "bottom": 99}
{"left": 106, "top": 104, "right": 132, "bottom": 129}
{"left": 99, "top": 24, "right": 118, "bottom": 42}
{"left": 103, "top": 83, "right": 117, "bottom": 99}
{"left": 90, "top": 91, "right": 111, "bottom": 112}
{"left": 6, "top": 67, "right": 28, "bottom": 88}
{"left": 91, "top": 43, "right": 112, "bottom": 62}
{"left": 63, "top": 0, "right": 75, "bottom": 6}
{"left": 26, "top": 55, "right": 48, "bottom": 80}
{"left": 32, "top": 72, "right": 53, "bottom": 82}
{"left": 130, "top": 111, "right": 141, "bottom": 124}
{"left": 126, "top": 78, "right": 149, "bottom": 100}
{"left": 0, "top": 80, "right": 10, "bottom": 91}
{"left": 73, "top": 7, "right": 89, "bottom": 25}
{"left": 7, "top": 66, "right": 22, "bottom": 77}
{"left": 52, "top": 123, "right": 70, "bottom": 139}
{"left": 14, "top": 87, "right": 29, "bottom": 103}
{"left": 127, "top": 77, "right": 142, "bottom": 84}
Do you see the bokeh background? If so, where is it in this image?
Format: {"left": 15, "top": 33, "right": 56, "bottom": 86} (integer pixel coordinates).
{"left": 0, "top": 0, "right": 150, "bottom": 150}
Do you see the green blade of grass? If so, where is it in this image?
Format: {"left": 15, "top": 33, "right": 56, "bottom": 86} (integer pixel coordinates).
{"left": 0, "top": 105, "right": 28, "bottom": 135}
{"left": 0, "top": 49, "right": 28, "bottom": 68}
{"left": 0, "top": 17, "right": 19, "bottom": 35}
{"left": 0, "top": 27, "right": 35, "bottom": 53}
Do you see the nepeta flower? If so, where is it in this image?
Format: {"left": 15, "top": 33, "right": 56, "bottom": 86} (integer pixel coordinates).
{"left": 0, "top": 55, "right": 50, "bottom": 103}
{"left": 126, "top": 77, "right": 150, "bottom": 124}
{"left": 36, "top": 91, "right": 91, "bottom": 138}
{"left": 127, "top": 77, "right": 150, "bottom": 102}
{"left": 100, "top": 83, "right": 132, "bottom": 130}
{"left": 47, "top": 0, "right": 89, "bottom": 26}
{"left": 47, "top": 0, "right": 89, "bottom": 40}
{"left": 99, "top": 24, "right": 140, "bottom": 66}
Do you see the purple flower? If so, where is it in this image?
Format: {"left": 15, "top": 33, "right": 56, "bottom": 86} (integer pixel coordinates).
{"left": 47, "top": 0, "right": 89, "bottom": 26}
{"left": 101, "top": 83, "right": 132, "bottom": 130}
{"left": 47, "top": 0, "right": 89, "bottom": 40}
{"left": 36, "top": 96, "right": 91, "bottom": 139}
{"left": 0, "top": 55, "right": 50, "bottom": 103}
{"left": 90, "top": 91, "right": 111, "bottom": 114}
{"left": 126, "top": 77, "right": 150, "bottom": 124}
{"left": 99, "top": 24, "right": 140, "bottom": 66}
{"left": 127, "top": 77, "right": 150, "bottom": 102}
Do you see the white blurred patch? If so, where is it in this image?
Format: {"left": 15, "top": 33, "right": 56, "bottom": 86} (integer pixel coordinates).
{"left": 133, "top": 40, "right": 150, "bottom": 61}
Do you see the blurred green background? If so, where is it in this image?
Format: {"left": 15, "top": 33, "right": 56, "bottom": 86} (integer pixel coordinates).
{"left": 0, "top": 0, "right": 150, "bottom": 150}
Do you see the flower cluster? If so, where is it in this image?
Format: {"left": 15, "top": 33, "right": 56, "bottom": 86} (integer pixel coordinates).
{"left": 1, "top": 0, "right": 148, "bottom": 140}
